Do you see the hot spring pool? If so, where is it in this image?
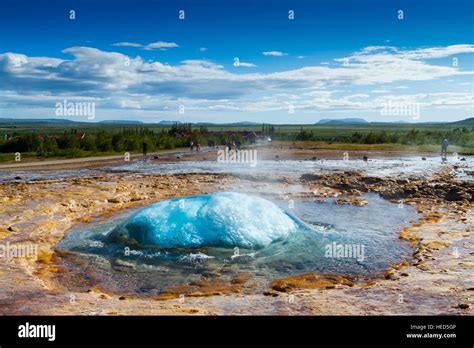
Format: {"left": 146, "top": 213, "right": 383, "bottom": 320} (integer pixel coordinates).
{"left": 55, "top": 192, "right": 418, "bottom": 296}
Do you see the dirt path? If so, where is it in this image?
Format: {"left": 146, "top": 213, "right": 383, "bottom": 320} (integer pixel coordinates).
{"left": 0, "top": 147, "right": 215, "bottom": 171}
{"left": 0, "top": 142, "right": 445, "bottom": 171}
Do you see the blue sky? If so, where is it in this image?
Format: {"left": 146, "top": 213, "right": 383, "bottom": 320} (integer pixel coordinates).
{"left": 0, "top": 0, "right": 473, "bottom": 123}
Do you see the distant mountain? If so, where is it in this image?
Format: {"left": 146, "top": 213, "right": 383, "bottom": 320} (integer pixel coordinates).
{"left": 0, "top": 118, "right": 260, "bottom": 126}
{"left": 222, "top": 121, "right": 261, "bottom": 126}
{"left": 227, "top": 121, "right": 261, "bottom": 126}
{"left": 449, "top": 117, "right": 474, "bottom": 125}
{"left": 317, "top": 118, "right": 369, "bottom": 125}
{"left": 370, "top": 120, "right": 412, "bottom": 124}
{"left": 192, "top": 121, "right": 260, "bottom": 126}
{"left": 158, "top": 120, "right": 182, "bottom": 125}
{"left": 173, "top": 121, "right": 261, "bottom": 126}
{"left": 0, "top": 118, "right": 77, "bottom": 124}
{"left": 99, "top": 120, "right": 143, "bottom": 125}
{"left": 0, "top": 117, "right": 470, "bottom": 126}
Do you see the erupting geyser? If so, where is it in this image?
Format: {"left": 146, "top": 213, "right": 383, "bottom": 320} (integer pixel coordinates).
{"left": 106, "top": 192, "right": 303, "bottom": 249}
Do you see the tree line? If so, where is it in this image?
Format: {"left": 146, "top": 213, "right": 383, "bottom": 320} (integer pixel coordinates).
{"left": 0, "top": 124, "right": 246, "bottom": 158}
{"left": 292, "top": 127, "right": 474, "bottom": 147}
{"left": 0, "top": 124, "right": 472, "bottom": 159}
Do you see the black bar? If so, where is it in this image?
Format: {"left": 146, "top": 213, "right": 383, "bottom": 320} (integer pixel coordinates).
{"left": 0, "top": 316, "right": 472, "bottom": 346}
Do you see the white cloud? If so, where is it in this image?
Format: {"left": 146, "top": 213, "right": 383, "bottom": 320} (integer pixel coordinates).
{"left": 334, "top": 52, "right": 469, "bottom": 84}
{"left": 112, "top": 42, "right": 143, "bottom": 48}
{"left": 398, "top": 44, "right": 474, "bottom": 59}
{"left": 263, "top": 51, "right": 288, "bottom": 56}
{"left": 237, "top": 62, "right": 257, "bottom": 67}
{"left": 354, "top": 44, "right": 474, "bottom": 60}
{"left": 361, "top": 46, "right": 397, "bottom": 53}
{"left": 143, "top": 41, "right": 179, "bottom": 50}
{"left": 111, "top": 41, "right": 179, "bottom": 50}
{"left": 0, "top": 44, "right": 472, "bottom": 118}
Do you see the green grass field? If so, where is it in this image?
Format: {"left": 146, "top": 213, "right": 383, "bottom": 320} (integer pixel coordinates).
{"left": 0, "top": 120, "right": 472, "bottom": 163}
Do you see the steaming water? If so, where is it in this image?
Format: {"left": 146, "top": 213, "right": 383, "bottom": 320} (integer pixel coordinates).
{"left": 102, "top": 156, "right": 474, "bottom": 179}
{"left": 55, "top": 192, "right": 418, "bottom": 297}
{"left": 1, "top": 155, "right": 472, "bottom": 182}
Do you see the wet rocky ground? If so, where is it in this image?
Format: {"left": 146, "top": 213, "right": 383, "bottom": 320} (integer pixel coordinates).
{"left": 0, "top": 150, "right": 472, "bottom": 315}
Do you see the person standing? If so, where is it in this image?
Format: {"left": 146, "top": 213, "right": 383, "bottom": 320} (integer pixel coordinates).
{"left": 142, "top": 141, "right": 148, "bottom": 156}
{"left": 441, "top": 138, "right": 449, "bottom": 161}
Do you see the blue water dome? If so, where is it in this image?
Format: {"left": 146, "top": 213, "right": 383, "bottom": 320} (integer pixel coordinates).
{"left": 107, "top": 192, "right": 302, "bottom": 249}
